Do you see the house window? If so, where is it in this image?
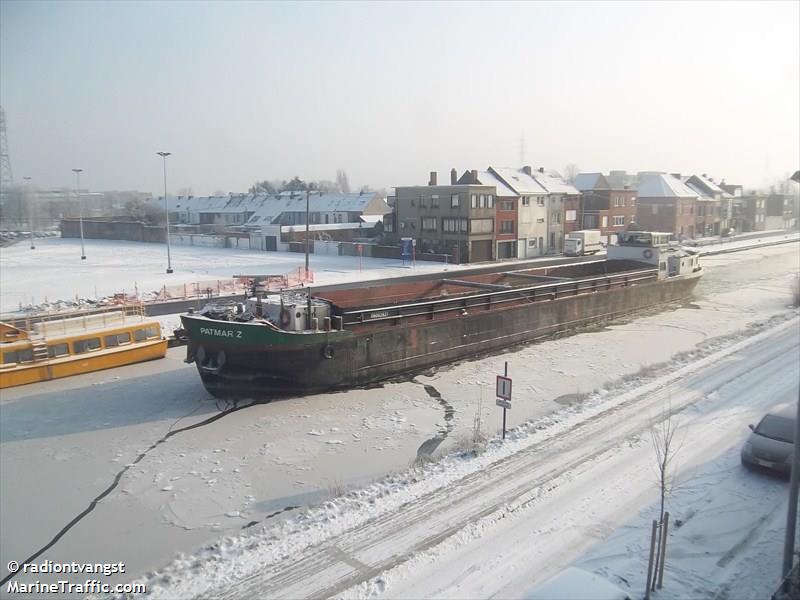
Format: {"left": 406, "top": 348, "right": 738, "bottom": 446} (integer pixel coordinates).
{"left": 522, "top": 197, "right": 530, "bottom": 206}
{"left": 536, "top": 218, "right": 545, "bottom": 223}
{"left": 652, "top": 205, "right": 659, "bottom": 215}
{"left": 471, "top": 194, "right": 478, "bottom": 208}
{"left": 537, "top": 197, "right": 545, "bottom": 206}
{"left": 613, "top": 215, "right": 625, "bottom": 226}
{"left": 451, "top": 194, "right": 460, "bottom": 208}
{"left": 500, "top": 220, "right": 514, "bottom": 233}
{"left": 630, "top": 216, "right": 636, "bottom": 224}
{"left": 431, "top": 195, "right": 439, "bottom": 208}
{"left": 552, "top": 211, "right": 561, "bottom": 224}
{"left": 487, "top": 195, "right": 494, "bottom": 208}
{"left": 528, "top": 238, "right": 537, "bottom": 248}
{"left": 501, "top": 201, "right": 514, "bottom": 211}
{"left": 601, "top": 216, "right": 608, "bottom": 227}
{"left": 479, "top": 194, "right": 486, "bottom": 208}
{"left": 422, "top": 217, "right": 437, "bottom": 231}
{"left": 419, "top": 195, "right": 426, "bottom": 208}
{"left": 565, "top": 210, "right": 576, "bottom": 222}
{"left": 470, "top": 218, "right": 494, "bottom": 233}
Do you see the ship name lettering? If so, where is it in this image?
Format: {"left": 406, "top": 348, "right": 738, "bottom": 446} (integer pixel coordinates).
{"left": 200, "top": 327, "right": 239, "bottom": 338}
{"left": 370, "top": 311, "right": 389, "bottom": 319}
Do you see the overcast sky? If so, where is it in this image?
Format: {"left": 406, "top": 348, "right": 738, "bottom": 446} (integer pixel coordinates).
{"left": 1, "top": 1, "right": 798, "bottom": 195}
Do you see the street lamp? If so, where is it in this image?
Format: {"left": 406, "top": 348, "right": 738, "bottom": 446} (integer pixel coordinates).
{"left": 72, "top": 168, "right": 85, "bottom": 259}
{"left": 157, "top": 151, "right": 173, "bottom": 274}
{"left": 23, "top": 176, "right": 34, "bottom": 249}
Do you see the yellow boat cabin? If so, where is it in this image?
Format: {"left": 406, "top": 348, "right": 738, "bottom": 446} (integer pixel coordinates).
{"left": 0, "top": 307, "right": 168, "bottom": 389}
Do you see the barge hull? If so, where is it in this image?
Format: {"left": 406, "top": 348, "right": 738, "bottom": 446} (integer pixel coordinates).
{"left": 185, "top": 270, "right": 701, "bottom": 398}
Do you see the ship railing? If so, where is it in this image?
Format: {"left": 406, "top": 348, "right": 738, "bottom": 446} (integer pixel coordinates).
{"left": 340, "top": 268, "right": 658, "bottom": 327}
{"left": 1, "top": 303, "right": 147, "bottom": 335}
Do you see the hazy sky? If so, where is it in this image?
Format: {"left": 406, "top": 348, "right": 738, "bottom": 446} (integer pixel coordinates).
{"left": 1, "top": 1, "right": 798, "bottom": 195}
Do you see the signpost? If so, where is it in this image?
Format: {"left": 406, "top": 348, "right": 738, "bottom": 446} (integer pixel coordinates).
{"left": 496, "top": 362, "right": 511, "bottom": 439}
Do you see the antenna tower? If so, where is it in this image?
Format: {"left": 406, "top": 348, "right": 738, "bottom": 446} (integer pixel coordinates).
{"left": 0, "top": 106, "right": 12, "bottom": 193}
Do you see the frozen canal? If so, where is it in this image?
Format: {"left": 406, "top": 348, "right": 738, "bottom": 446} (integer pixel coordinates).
{"left": 0, "top": 239, "right": 798, "bottom": 597}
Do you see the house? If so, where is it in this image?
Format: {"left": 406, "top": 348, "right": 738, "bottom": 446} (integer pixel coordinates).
{"left": 463, "top": 169, "right": 520, "bottom": 260}
{"left": 573, "top": 171, "right": 637, "bottom": 241}
{"left": 486, "top": 167, "right": 549, "bottom": 258}
{"left": 392, "top": 169, "right": 497, "bottom": 263}
{"left": 636, "top": 173, "right": 700, "bottom": 239}
{"left": 683, "top": 174, "right": 727, "bottom": 236}
{"left": 527, "top": 167, "right": 580, "bottom": 253}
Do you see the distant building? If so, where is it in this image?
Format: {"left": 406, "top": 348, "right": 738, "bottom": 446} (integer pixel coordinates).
{"left": 392, "top": 169, "right": 496, "bottom": 263}
{"left": 486, "top": 167, "right": 549, "bottom": 258}
{"left": 573, "top": 171, "right": 637, "bottom": 240}
{"left": 635, "top": 173, "right": 699, "bottom": 239}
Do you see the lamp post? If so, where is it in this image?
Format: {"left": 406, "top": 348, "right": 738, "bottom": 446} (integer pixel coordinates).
{"left": 72, "top": 168, "right": 85, "bottom": 259}
{"left": 157, "top": 151, "right": 173, "bottom": 273}
{"left": 23, "top": 176, "right": 34, "bottom": 249}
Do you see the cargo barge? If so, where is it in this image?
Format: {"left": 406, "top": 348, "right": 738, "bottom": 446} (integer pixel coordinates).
{"left": 181, "top": 232, "right": 702, "bottom": 398}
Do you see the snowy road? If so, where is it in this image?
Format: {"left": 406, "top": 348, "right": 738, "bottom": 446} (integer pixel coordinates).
{"left": 139, "top": 318, "right": 798, "bottom": 599}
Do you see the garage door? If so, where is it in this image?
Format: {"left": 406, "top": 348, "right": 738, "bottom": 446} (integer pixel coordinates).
{"left": 470, "top": 240, "right": 493, "bottom": 262}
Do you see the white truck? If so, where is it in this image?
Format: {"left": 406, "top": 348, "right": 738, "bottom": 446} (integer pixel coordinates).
{"left": 564, "top": 229, "right": 604, "bottom": 256}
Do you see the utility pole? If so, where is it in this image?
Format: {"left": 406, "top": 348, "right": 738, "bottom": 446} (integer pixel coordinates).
{"left": 157, "top": 152, "right": 173, "bottom": 273}
{"left": 782, "top": 388, "right": 800, "bottom": 579}
{"left": 304, "top": 189, "right": 310, "bottom": 278}
{"left": 72, "top": 168, "right": 85, "bottom": 259}
{"left": 23, "top": 176, "right": 34, "bottom": 249}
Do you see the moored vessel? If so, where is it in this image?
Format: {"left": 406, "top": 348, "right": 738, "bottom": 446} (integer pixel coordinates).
{"left": 181, "top": 232, "right": 702, "bottom": 398}
{"left": 0, "top": 305, "right": 168, "bottom": 389}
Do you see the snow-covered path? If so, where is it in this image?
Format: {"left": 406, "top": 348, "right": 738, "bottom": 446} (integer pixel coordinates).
{"left": 138, "top": 318, "right": 799, "bottom": 600}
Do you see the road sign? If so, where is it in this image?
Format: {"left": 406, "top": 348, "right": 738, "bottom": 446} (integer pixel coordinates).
{"left": 496, "top": 398, "right": 511, "bottom": 410}
{"left": 496, "top": 375, "right": 512, "bottom": 400}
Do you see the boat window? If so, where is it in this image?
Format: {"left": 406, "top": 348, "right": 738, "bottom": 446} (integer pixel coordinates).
{"left": 4, "top": 349, "right": 34, "bottom": 363}
{"left": 145, "top": 326, "right": 160, "bottom": 339}
{"left": 47, "top": 343, "right": 70, "bottom": 358}
{"left": 74, "top": 338, "right": 101, "bottom": 354}
{"left": 134, "top": 329, "right": 147, "bottom": 342}
{"left": 105, "top": 332, "right": 132, "bottom": 347}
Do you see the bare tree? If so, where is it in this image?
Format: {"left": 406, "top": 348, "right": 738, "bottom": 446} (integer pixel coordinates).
{"left": 336, "top": 169, "right": 350, "bottom": 193}
{"left": 563, "top": 163, "right": 580, "bottom": 184}
{"left": 648, "top": 403, "right": 684, "bottom": 591}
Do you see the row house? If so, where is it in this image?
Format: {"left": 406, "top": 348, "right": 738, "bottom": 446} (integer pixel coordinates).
{"left": 525, "top": 167, "right": 580, "bottom": 253}
{"left": 635, "top": 173, "right": 700, "bottom": 239}
{"left": 393, "top": 169, "right": 497, "bottom": 262}
{"left": 485, "top": 167, "right": 550, "bottom": 258}
{"left": 683, "top": 174, "right": 729, "bottom": 236}
{"left": 573, "top": 172, "right": 637, "bottom": 240}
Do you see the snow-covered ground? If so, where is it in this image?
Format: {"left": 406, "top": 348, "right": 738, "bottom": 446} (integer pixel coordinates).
{"left": 0, "top": 240, "right": 798, "bottom": 599}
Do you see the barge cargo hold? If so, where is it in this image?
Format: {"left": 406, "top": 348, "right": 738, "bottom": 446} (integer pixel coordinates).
{"left": 181, "top": 232, "right": 702, "bottom": 398}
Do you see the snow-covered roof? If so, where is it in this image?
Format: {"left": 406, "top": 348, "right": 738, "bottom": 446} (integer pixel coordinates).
{"left": 475, "top": 170, "right": 519, "bottom": 197}
{"left": 531, "top": 170, "right": 580, "bottom": 195}
{"left": 488, "top": 167, "right": 548, "bottom": 195}
{"left": 637, "top": 173, "right": 700, "bottom": 199}
{"left": 359, "top": 214, "right": 383, "bottom": 224}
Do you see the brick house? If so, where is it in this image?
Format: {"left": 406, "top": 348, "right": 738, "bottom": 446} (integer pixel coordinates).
{"left": 573, "top": 171, "right": 638, "bottom": 241}
{"left": 635, "top": 173, "right": 699, "bottom": 239}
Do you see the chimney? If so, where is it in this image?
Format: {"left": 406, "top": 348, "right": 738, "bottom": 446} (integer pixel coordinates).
{"left": 429, "top": 171, "right": 437, "bottom": 186}
{"left": 470, "top": 169, "right": 478, "bottom": 184}
{"left": 451, "top": 168, "right": 457, "bottom": 185}
{"left": 522, "top": 165, "right": 532, "bottom": 176}
{"left": 702, "top": 173, "right": 707, "bottom": 178}
{"left": 538, "top": 167, "right": 545, "bottom": 174}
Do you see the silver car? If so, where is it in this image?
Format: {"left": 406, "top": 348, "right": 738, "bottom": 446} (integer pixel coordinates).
{"left": 741, "top": 404, "right": 796, "bottom": 475}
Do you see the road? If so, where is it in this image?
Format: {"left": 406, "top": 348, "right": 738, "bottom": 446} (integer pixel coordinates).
{"left": 143, "top": 317, "right": 799, "bottom": 599}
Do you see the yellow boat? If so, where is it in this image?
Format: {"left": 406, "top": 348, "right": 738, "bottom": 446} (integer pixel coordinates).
{"left": 0, "top": 306, "right": 168, "bottom": 389}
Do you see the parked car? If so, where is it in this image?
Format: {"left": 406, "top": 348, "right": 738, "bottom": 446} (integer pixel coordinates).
{"left": 522, "top": 567, "right": 632, "bottom": 600}
{"left": 741, "top": 404, "right": 796, "bottom": 475}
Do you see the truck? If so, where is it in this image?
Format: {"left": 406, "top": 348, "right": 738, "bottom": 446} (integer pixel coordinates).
{"left": 564, "top": 229, "right": 604, "bottom": 256}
